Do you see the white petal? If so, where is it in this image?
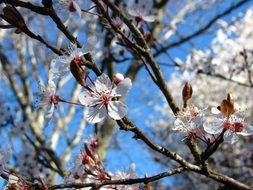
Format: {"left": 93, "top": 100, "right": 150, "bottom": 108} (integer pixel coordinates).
{"left": 8, "top": 175, "right": 19, "bottom": 184}
{"left": 78, "top": 92, "right": 100, "bottom": 106}
{"left": 238, "top": 124, "right": 253, "bottom": 136}
{"left": 223, "top": 131, "right": 238, "bottom": 144}
{"left": 211, "top": 107, "right": 221, "bottom": 115}
{"left": 95, "top": 74, "right": 112, "bottom": 93}
{"left": 108, "top": 101, "right": 127, "bottom": 120}
{"left": 73, "top": 1, "right": 82, "bottom": 17}
{"left": 203, "top": 121, "right": 223, "bottom": 134}
{"left": 191, "top": 115, "right": 203, "bottom": 129}
{"left": 112, "top": 78, "right": 132, "bottom": 96}
{"left": 50, "top": 57, "right": 70, "bottom": 78}
{"left": 127, "top": 8, "right": 139, "bottom": 17}
{"left": 86, "top": 104, "right": 107, "bottom": 123}
{"left": 47, "top": 80, "right": 56, "bottom": 94}
{"left": 143, "top": 15, "right": 156, "bottom": 22}
{"left": 45, "top": 104, "right": 55, "bottom": 119}
{"left": 173, "top": 119, "right": 187, "bottom": 132}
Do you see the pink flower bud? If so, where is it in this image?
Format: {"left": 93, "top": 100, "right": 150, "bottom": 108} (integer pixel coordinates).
{"left": 98, "top": 171, "right": 109, "bottom": 181}
{"left": 113, "top": 73, "right": 124, "bottom": 85}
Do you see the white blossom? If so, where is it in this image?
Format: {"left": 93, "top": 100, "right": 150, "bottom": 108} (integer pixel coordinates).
{"left": 79, "top": 74, "right": 132, "bottom": 123}
{"left": 49, "top": 43, "right": 89, "bottom": 80}
{"left": 173, "top": 105, "right": 205, "bottom": 138}
{"left": 204, "top": 108, "right": 253, "bottom": 144}
{"left": 127, "top": 0, "right": 156, "bottom": 23}
{"left": 54, "top": 0, "right": 82, "bottom": 19}
{"left": 38, "top": 80, "right": 58, "bottom": 121}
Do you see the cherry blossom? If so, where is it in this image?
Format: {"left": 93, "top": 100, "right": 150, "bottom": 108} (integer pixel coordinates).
{"left": 4, "top": 174, "right": 29, "bottom": 190}
{"left": 113, "top": 73, "right": 125, "bottom": 85}
{"left": 11, "top": 121, "right": 28, "bottom": 136}
{"left": 38, "top": 80, "right": 59, "bottom": 121}
{"left": 54, "top": 0, "right": 82, "bottom": 18}
{"left": 65, "top": 136, "right": 110, "bottom": 187}
{"left": 78, "top": 74, "right": 132, "bottom": 123}
{"left": 110, "top": 164, "right": 140, "bottom": 190}
{"left": 49, "top": 43, "right": 89, "bottom": 80}
{"left": 126, "top": 0, "right": 156, "bottom": 23}
{"left": 15, "top": 143, "right": 50, "bottom": 180}
{"left": 173, "top": 105, "right": 205, "bottom": 138}
{"left": 204, "top": 107, "right": 253, "bottom": 144}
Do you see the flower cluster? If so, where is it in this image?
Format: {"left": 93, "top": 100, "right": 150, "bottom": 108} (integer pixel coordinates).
{"left": 4, "top": 174, "right": 29, "bottom": 190}
{"left": 38, "top": 41, "right": 132, "bottom": 125}
{"left": 204, "top": 107, "right": 253, "bottom": 144}
{"left": 65, "top": 136, "right": 110, "bottom": 185}
{"left": 49, "top": 44, "right": 89, "bottom": 81}
{"left": 15, "top": 144, "right": 50, "bottom": 180}
{"left": 65, "top": 136, "right": 140, "bottom": 190}
{"left": 173, "top": 89, "right": 253, "bottom": 144}
{"left": 53, "top": 0, "right": 82, "bottom": 21}
{"left": 126, "top": 0, "right": 156, "bottom": 24}
{"left": 173, "top": 105, "right": 205, "bottom": 139}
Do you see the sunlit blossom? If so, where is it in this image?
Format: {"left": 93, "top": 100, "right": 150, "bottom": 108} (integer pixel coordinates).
{"left": 127, "top": 1, "right": 156, "bottom": 23}
{"left": 4, "top": 174, "right": 29, "bottom": 190}
{"left": 203, "top": 107, "right": 253, "bottom": 144}
{"left": 38, "top": 80, "right": 59, "bottom": 121}
{"left": 173, "top": 105, "right": 205, "bottom": 138}
{"left": 49, "top": 43, "right": 89, "bottom": 80}
{"left": 54, "top": 0, "right": 82, "bottom": 19}
{"left": 79, "top": 73, "right": 132, "bottom": 123}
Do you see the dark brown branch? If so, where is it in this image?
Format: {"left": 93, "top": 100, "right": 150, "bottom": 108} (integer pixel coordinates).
{"left": 117, "top": 117, "right": 253, "bottom": 190}
{"left": 117, "top": 118, "right": 200, "bottom": 170}
{"left": 197, "top": 70, "right": 253, "bottom": 88}
{"left": 48, "top": 167, "right": 185, "bottom": 189}
{"left": 2, "top": 0, "right": 81, "bottom": 48}
{"left": 95, "top": 0, "right": 180, "bottom": 115}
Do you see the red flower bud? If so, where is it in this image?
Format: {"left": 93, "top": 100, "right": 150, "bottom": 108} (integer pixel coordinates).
{"left": 70, "top": 57, "right": 88, "bottom": 87}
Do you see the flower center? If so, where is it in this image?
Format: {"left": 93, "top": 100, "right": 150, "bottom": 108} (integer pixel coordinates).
{"left": 223, "top": 121, "right": 231, "bottom": 130}
{"left": 98, "top": 172, "right": 108, "bottom": 181}
{"left": 233, "top": 122, "right": 244, "bottom": 132}
{"left": 82, "top": 154, "right": 90, "bottom": 165}
{"left": 190, "top": 110, "right": 198, "bottom": 118}
{"left": 100, "top": 92, "right": 111, "bottom": 106}
{"left": 50, "top": 95, "right": 59, "bottom": 104}
{"left": 73, "top": 56, "right": 83, "bottom": 66}
{"left": 68, "top": 1, "right": 76, "bottom": 12}
{"left": 135, "top": 16, "right": 143, "bottom": 23}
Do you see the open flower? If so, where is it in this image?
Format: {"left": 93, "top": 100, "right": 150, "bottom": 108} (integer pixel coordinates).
{"left": 38, "top": 80, "right": 59, "bottom": 121}
{"left": 4, "top": 174, "right": 29, "bottom": 190}
{"left": 173, "top": 105, "right": 205, "bottom": 138}
{"left": 203, "top": 107, "right": 253, "bottom": 144}
{"left": 127, "top": 1, "right": 156, "bottom": 23}
{"left": 54, "top": 0, "right": 82, "bottom": 20}
{"left": 49, "top": 43, "right": 89, "bottom": 81}
{"left": 79, "top": 74, "right": 132, "bottom": 123}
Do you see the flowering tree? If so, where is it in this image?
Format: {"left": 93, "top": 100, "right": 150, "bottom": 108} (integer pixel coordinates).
{"left": 0, "top": 0, "right": 253, "bottom": 190}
